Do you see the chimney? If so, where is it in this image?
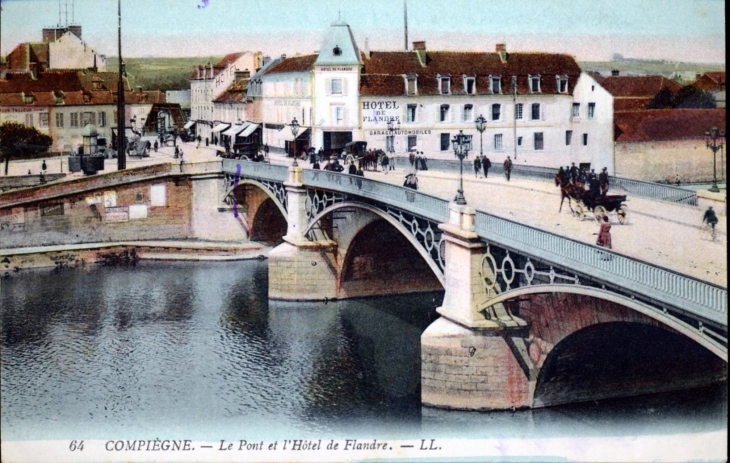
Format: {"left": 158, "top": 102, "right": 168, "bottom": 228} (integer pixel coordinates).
{"left": 196, "top": 66, "right": 200, "bottom": 79}
{"left": 281, "top": 54, "right": 287, "bottom": 60}
{"left": 612, "top": 69, "right": 620, "bottom": 76}
{"left": 363, "top": 38, "right": 370, "bottom": 58}
{"left": 496, "top": 43, "right": 507, "bottom": 63}
{"left": 413, "top": 41, "right": 427, "bottom": 67}
{"left": 235, "top": 70, "right": 250, "bottom": 81}
{"left": 136, "top": 85, "right": 143, "bottom": 93}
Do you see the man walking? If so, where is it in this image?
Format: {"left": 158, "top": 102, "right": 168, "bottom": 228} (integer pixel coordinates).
{"left": 482, "top": 155, "right": 491, "bottom": 179}
{"left": 503, "top": 156, "right": 513, "bottom": 181}
{"left": 599, "top": 167, "right": 609, "bottom": 196}
{"left": 473, "top": 156, "right": 482, "bottom": 178}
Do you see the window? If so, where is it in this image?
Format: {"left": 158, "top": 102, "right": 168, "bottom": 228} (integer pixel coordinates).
{"left": 494, "top": 134, "right": 503, "bottom": 150}
{"left": 492, "top": 104, "right": 501, "bottom": 121}
{"left": 439, "top": 76, "right": 451, "bottom": 94}
{"left": 572, "top": 103, "right": 580, "bottom": 118}
{"left": 517, "top": 136, "right": 523, "bottom": 146}
{"left": 463, "top": 104, "right": 473, "bottom": 122}
{"left": 25, "top": 113, "right": 34, "bottom": 127}
{"left": 587, "top": 103, "right": 595, "bottom": 119}
{"left": 406, "top": 104, "right": 417, "bottom": 123}
{"left": 440, "top": 104, "right": 450, "bottom": 122}
{"left": 462, "top": 135, "right": 473, "bottom": 151}
{"left": 406, "top": 74, "right": 417, "bottom": 95}
{"left": 83, "top": 112, "right": 95, "bottom": 126}
{"left": 530, "top": 75, "right": 541, "bottom": 93}
{"left": 98, "top": 111, "right": 106, "bottom": 127}
{"left": 583, "top": 133, "right": 588, "bottom": 145}
{"left": 408, "top": 135, "right": 418, "bottom": 151}
{"left": 534, "top": 132, "right": 544, "bottom": 150}
{"left": 330, "top": 78, "right": 343, "bottom": 95}
{"left": 464, "top": 76, "right": 475, "bottom": 95}
{"left": 490, "top": 76, "right": 502, "bottom": 94}
{"left": 515, "top": 103, "right": 523, "bottom": 120}
{"left": 332, "top": 105, "right": 344, "bottom": 125}
{"left": 531, "top": 103, "right": 541, "bottom": 120}
{"left": 557, "top": 75, "right": 569, "bottom": 93}
{"left": 56, "top": 113, "right": 64, "bottom": 128}
{"left": 70, "top": 112, "right": 79, "bottom": 127}
{"left": 39, "top": 112, "right": 48, "bottom": 127}
{"left": 565, "top": 130, "right": 573, "bottom": 145}
{"left": 440, "top": 133, "right": 451, "bottom": 151}
{"left": 386, "top": 135, "right": 394, "bottom": 152}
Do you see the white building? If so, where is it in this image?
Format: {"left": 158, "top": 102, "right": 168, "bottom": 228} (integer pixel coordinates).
{"left": 48, "top": 31, "right": 107, "bottom": 71}
{"left": 260, "top": 21, "right": 615, "bottom": 172}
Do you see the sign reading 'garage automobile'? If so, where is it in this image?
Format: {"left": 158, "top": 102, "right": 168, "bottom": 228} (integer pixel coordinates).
{"left": 361, "top": 100, "right": 401, "bottom": 124}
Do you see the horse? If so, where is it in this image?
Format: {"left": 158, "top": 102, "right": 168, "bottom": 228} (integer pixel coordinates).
{"left": 357, "top": 150, "right": 379, "bottom": 171}
{"left": 555, "top": 171, "right": 585, "bottom": 213}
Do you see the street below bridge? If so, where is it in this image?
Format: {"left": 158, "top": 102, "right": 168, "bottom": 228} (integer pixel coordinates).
{"left": 5, "top": 140, "right": 726, "bottom": 287}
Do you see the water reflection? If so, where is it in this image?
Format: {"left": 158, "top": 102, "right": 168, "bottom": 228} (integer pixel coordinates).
{"left": 1, "top": 261, "right": 725, "bottom": 442}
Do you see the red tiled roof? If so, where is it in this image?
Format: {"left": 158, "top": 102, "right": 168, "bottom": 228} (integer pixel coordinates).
{"left": 212, "top": 79, "right": 249, "bottom": 103}
{"left": 614, "top": 109, "right": 726, "bottom": 142}
{"left": 0, "top": 70, "right": 126, "bottom": 94}
{"left": 264, "top": 54, "right": 318, "bottom": 74}
{"left": 600, "top": 75, "right": 682, "bottom": 98}
{"left": 359, "top": 50, "right": 582, "bottom": 96}
{"left": 692, "top": 71, "right": 725, "bottom": 91}
{"left": 613, "top": 98, "right": 651, "bottom": 111}
{"left": 190, "top": 52, "right": 248, "bottom": 80}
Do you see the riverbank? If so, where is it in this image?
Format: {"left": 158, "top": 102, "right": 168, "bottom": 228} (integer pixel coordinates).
{"left": 0, "top": 239, "right": 270, "bottom": 274}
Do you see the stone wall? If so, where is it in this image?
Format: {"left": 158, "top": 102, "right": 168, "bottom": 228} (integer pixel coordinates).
{"left": 267, "top": 242, "right": 338, "bottom": 301}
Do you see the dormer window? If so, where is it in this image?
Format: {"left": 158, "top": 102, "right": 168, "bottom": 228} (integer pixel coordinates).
{"left": 21, "top": 92, "right": 34, "bottom": 104}
{"left": 438, "top": 75, "right": 451, "bottom": 94}
{"left": 463, "top": 75, "right": 475, "bottom": 95}
{"left": 556, "top": 75, "right": 569, "bottom": 94}
{"left": 405, "top": 73, "right": 418, "bottom": 95}
{"left": 490, "top": 75, "right": 502, "bottom": 94}
{"left": 529, "top": 75, "right": 541, "bottom": 93}
{"left": 83, "top": 92, "right": 91, "bottom": 103}
{"left": 333, "top": 45, "right": 342, "bottom": 56}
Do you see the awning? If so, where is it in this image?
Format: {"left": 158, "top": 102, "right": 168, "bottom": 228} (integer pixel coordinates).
{"left": 211, "top": 123, "right": 230, "bottom": 133}
{"left": 240, "top": 123, "right": 260, "bottom": 138}
{"left": 223, "top": 122, "right": 250, "bottom": 137}
{"left": 184, "top": 120, "right": 196, "bottom": 129}
{"left": 282, "top": 127, "right": 310, "bottom": 141}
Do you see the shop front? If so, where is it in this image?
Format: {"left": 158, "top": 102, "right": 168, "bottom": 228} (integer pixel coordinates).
{"left": 323, "top": 131, "right": 352, "bottom": 157}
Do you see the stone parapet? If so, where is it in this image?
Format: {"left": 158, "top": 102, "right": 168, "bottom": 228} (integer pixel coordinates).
{"left": 268, "top": 241, "right": 338, "bottom": 301}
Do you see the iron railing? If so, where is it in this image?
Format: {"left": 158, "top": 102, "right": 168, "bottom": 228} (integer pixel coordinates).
{"left": 228, "top": 162, "right": 726, "bottom": 327}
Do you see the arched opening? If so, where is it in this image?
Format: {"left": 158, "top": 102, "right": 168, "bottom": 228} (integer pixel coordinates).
{"left": 534, "top": 322, "right": 727, "bottom": 408}
{"left": 340, "top": 219, "right": 442, "bottom": 298}
{"left": 250, "top": 198, "right": 287, "bottom": 245}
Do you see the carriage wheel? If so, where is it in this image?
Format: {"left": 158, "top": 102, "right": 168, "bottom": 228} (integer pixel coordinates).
{"left": 594, "top": 205, "right": 608, "bottom": 222}
{"left": 575, "top": 203, "right": 586, "bottom": 221}
{"left": 617, "top": 204, "right": 629, "bottom": 225}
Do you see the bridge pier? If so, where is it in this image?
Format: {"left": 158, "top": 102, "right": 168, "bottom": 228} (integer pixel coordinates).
{"left": 268, "top": 166, "right": 338, "bottom": 301}
{"left": 422, "top": 203, "right": 536, "bottom": 410}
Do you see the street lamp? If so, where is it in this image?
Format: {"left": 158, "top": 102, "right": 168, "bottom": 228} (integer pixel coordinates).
{"left": 475, "top": 114, "right": 487, "bottom": 157}
{"left": 452, "top": 130, "right": 469, "bottom": 205}
{"left": 704, "top": 126, "right": 725, "bottom": 193}
{"left": 386, "top": 119, "right": 400, "bottom": 154}
{"left": 290, "top": 117, "right": 300, "bottom": 167}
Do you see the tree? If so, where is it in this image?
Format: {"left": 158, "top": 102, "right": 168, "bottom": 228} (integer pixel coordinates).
{"left": 0, "top": 122, "right": 54, "bottom": 175}
{"left": 646, "top": 87, "right": 675, "bottom": 109}
{"left": 674, "top": 86, "right": 717, "bottom": 109}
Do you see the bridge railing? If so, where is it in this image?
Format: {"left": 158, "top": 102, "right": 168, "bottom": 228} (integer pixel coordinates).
{"left": 392, "top": 157, "right": 697, "bottom": 205}
{"left": 229, "top": 162, "right": 726, "bottom": 327}
{"left": 222, "top": 159, "right": 289, "bottom": 183}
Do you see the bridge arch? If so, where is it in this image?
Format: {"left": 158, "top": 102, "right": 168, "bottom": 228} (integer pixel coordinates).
{"left": 225, "top": 180, "right": 288, "bottom": 243}
{"left": 304, "top": 202, "right": 445, "bottom": 287}
{"left": 224, "top": 179, "right": 288, "bottom": 221}
{"left": 481, "top": 284, "right": 727, "bottom": 361}
{"left": 533, "top": 321, "right": 728, "bottom": 408}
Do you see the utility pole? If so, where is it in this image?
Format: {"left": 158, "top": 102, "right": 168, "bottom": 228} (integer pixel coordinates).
{"left": 116, "top": 0, "right": 126, "bottom": 170}
{"left": 404, "top": 0, "right": 408, "bottom": 51}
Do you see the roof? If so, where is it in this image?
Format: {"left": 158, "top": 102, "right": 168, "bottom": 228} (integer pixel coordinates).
{"left": 614, "top": 109, "right": 726, "bottom": 142}
{"left": 0, "top": 70, "right": 125, "bottom": 94}
{"left": 359, "top": 50, "right": 582, "bottom": 96}
{"left": 264, "top": 54, "right": 318, "bottom": 75}
{"left": 314, "top": 21, "right": 361, "bottom": 67}
{"left": 212, "top": 79, "right": 249, "bottom": 103}
{"left": 613, "top": 98, "right": 652, "bottom": 111}
{"left": 190, "top": 52, "right": 249, "bottom": 80}
{"left": 600, "top": 75, "right": 682, "bottom": 98}
{"left": 692, "top": 71, "right": 726, "bottom": 91}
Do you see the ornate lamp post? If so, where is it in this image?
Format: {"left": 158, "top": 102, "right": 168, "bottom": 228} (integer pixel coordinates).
{"left": 386, "top": 119, "right": 400, "bottom": 155}
{"left": 705, "top": 126, "right": 725, "bottom": 193}
{"left": 290, "top": 117, "right": 300, "bottom": 166}
{"left": 452, "top": 130, "right": 469, "bottom": 205}
{"left": 475, "top": 114, "right": 487, "bottom": 157}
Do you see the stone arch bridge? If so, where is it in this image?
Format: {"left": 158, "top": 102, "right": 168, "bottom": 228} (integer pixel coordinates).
{"left": 223, "top": 159, "right": 726, "bottom": 411}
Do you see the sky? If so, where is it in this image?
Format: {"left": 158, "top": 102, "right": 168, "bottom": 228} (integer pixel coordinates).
{"left": 0, "top": 0, "right": 726, "bottom": 63}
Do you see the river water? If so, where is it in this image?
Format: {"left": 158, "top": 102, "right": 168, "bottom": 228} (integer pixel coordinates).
{"left": 1, "top": 261, "right": 726, "bottom": 450}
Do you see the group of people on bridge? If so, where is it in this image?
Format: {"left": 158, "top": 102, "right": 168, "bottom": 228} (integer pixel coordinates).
{"left": 557, "top": 163, "right": 610, "bottom": 200}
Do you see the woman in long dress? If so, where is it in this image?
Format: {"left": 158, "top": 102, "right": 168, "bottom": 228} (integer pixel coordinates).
{"left": 596, "top": 215, "right": 612, "bottom": 249}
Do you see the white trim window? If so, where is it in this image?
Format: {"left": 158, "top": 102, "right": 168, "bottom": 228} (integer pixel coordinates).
{"left": 556, "top": 75, "right": 569, "bottom": 94}
{"left": 587, "top": 103, "right": 596, "bottom": 119}
{"left": 439, "top": 104, "right": 450, "bottom": 122}
{"left": 406, "top": 104, "right": 417, "bottom": 123}
{"left": 534, "top": 132, "right": 544, "bottom": 150}
{"left": 39, "top": 112, "right": 49, "bottom": 127}
{"left": 25, "top": 113, "right": 34, "bottom": 127}
{"left": 530, "top": 103, "right": 541, "bottom": 121}
{"left": 572, "top": 103, "right": 580, "bottom": 118}
{"left": 330, "top": 78, "right": 343, "bottom": 95}
{"left": 492, "top": 104, "right": 502, "bottom": 121}
{"left": 494, "top": 133, "right": 503, "bottom": 151}
{"left": 405, "top": 73, "right": 418, "bottom": 95}
{"left": 438, "top": 75, "right": 451, "bottom": 95}
{"left": 463, "top": 104, "right": 473, "bottom": 122}
{"left": 565, "top": 130, "right": 573, "bottom": 146}
{"left": 515, "top": 103, "right": 523, "bottom": 120}
{"left": 55, "top": 113, "right": 64, "bottom": 128}
{"left": 98, "top": 111, "right": 106, "bottom": 127}
{"left": 70, "top": 112, "right": 79, "bottom": 127}
{"left": 529, "top": 74, "right": 541, "bottom": 93}
{"left": 331, "top": 104, "right": 346, "bottom": 126}
{"left": 463, "top": 76, "right": 476, "bottom": 95}
{"left": 490, "top": 75, "right": 502, "bottom": 94}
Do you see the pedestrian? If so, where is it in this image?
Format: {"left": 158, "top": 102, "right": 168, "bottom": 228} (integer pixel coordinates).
{"left": 154, "top": 141, "right": 158, "bottom": 152}
{"left": 703, "top": 206, "right": 718, "bottom": 233}
{"left": 503, "top": 156, "right": 513, "bottom": 181}
{"left": 41, "top": 160, "right": 47, "bottom": 172}
{"left": 313, "top": 159, "right": 321, "bottom": 170}
{"left": 482, "top": 155, "right": 491, "bottom": 179}
{"left": 332, "top": 159, "right": 344, "bottom": 172}
{"left": 409, "top": 150, "right": 415, "bottom": 167}
{"left": 596, "top": 215, "right": 612, "bottom": 249}
{"left": 381, "top": 152, "right": 389, "bottom": 174}
{"left": 205, "top": 137, "right": 209, "bottom": 147}
{"left": 28, "top": 169, "right": 31, "bottom": 175}
{"left": 323, "top": 159, "right": 333, "bottom": 171}
{"left": 599, "top": 167, "right": 609, "bottom": 195}
{"left": 348, "top": 162, "right": 357, "bottom": 175}
{"left": 473, "top": 156, "right": 482, "bottom": 178}
{"left": 403, "top": 171, "right": 418, "bottom": 190}
{"left": 569, "top": 163, "right": 578, "bottom": 185}
{"left": 174, "top": 146, "right": 179, "bottom": 159}
{"left": 419, "top": 152, "right": 428, "bottom": 170}
{"left": 355, "top": 163, "right": 364, "bottom": 189}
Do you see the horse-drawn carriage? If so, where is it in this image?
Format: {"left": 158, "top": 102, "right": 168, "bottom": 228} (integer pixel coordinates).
{"left": 235, "top": 143, "right": 269, "bottom": 163}
{"left": 556, "top": 173, "right": 629, "bottom": 224}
